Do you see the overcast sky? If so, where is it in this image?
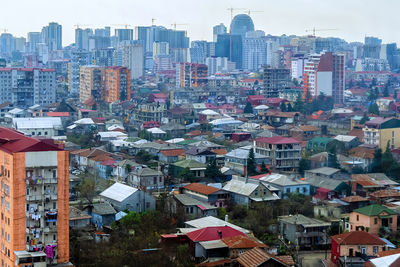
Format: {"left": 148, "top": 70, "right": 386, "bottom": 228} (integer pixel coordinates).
{"left": 1, "top": 0, "right": 399, "bottom": 46}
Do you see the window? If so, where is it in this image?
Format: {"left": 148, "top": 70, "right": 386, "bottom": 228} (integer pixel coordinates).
{"left": 286, "top": 188, "right": 290, "bottom": 194}
{"left": 361, "top": 247, "right": 366, "bottom": 254}
{"left": 357, "top": 215, "right": 359, "bottom": 221}
{"left": 389, "top": 218, "right": 393, "bottom": 223}
{"left": 296, "top": 188, "right": 300, "bottom": 193}
{"left": 374, "top": 218, "right": 378, "bottom": 224}
{"left": 373, "top": 246, "right": 378, "bottom": 254}
{"left": 153, "top": 177, "right": 156, "bottom": 184}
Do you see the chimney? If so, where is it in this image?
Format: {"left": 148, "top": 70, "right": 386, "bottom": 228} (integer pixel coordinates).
{"left": 225, "top": 214, "right": 228, "bottom": 225}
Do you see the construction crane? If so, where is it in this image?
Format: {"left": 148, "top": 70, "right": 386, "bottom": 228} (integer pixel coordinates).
{"left": 112, "top": 24, "right": 131, "bottom": 29}
{"left": 151, "top": 18, "right": 156, "bottom": 26}
{"left": 171, "top": 23, "right": 188, "bottom": 30}
{"left": 305, "top": 28, "right": 338, "bottom": 37}
{"left": 227, "top": 7, "right": 246, "bottom": 21}
{"left": 0, "top": 29, "right": 8, "bottom": 33}
{"left": 74, "top": 24, "right": 91, "bottom": 29}
{"left": 246, "top": 10, "right": 263, "bottom": 16}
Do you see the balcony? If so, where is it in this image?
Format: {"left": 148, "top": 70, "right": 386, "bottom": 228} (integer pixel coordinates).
{"left": 26, "top": 195, "right": 43, "bottom": 201}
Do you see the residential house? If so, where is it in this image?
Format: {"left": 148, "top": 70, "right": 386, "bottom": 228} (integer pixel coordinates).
{"left": 12, "top": 117, "right": 63, "bottom": 138}
{"left": 182, "top": 183, "right": 229, "bottom": 207}
{"left": 221, "top": 235, "right": 268, "bottom": 259}
{"left": 349, "top": 146, "right": 375, "bottom": 171}
{"left": 224, "top": 147, "right": 269, "bottom": 175}
{"left": 279, "top": 214, "right": 331, "bottom": 249}
{"left": 160, "top": 123, "right": 186, "bottom": 138}
{"left": 84, "top": 202, "right": 117, "bottom": 229}
{"left": 159, "top": 148, "right": 185, "bottom": 163}
{"left": 172, "top": 159, "right": 207, "bottom": 178}
{"left": 112, "top": 159, "right": 142, "bottom": 181}
{"left": 185, "top": 147, "right": 216, "bottom": 164}
{"left": 128, "top": 168, "right": 164, "bottom": 191}
{"left": 289, "top": 125, "right": 320, "bottom": 141}
{"left": 100, "top": 182, "right": 156, "bottom": 212}
{"left": 310, "top": 152, "right": 329, "bottom": 169}
{"left": 352, "top": 173, "right": 398, "bottom": 196}
{"left": 69, "top": 206, "right": 92, "bottom": 229}
{"left": 349, "top": 204, "right": 397, "bottom": 234}
{"left": 183, "top": 216, "right": 251, "bottom": 235}
{"left": 341, "top": 196, "right": 370, "bottom": 213}
{"left": 307, "top": 137, "right": 335, "bottom": 152}
{"left": 331, "top": 231, "right": 387, "bottom": 265}
{"left": 236, "top": 247, "right": 295, "bottom": 267}
{"left": 370, "top": 189, "right": 400, "bottom": 202}
{"left": 222, "top": 176, "right": 280, "bottom": 207}
{"left": 254, "top": 136, "right": 302, "bottom": 172}
{"left": 173, "top": 194, "right": 218, "bottom": 219}
{"left": 250, "top": 173, "right": 311, "bottom": 199}
{"left": 334, "top": 135, "right": 360, "bottom": 149}
{"left": 305, "top": 167, "right": 347, "bottom": 180}
{"left": 167, "top": 107, "right": 191, "bottom": 124}
{"left": 363, "top": 117, "right": 400, "bottom": 150}
{"left": 263, "top": 111, "right": 301, "bottom": 127}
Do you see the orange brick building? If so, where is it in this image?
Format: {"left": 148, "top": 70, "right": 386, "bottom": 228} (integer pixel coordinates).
{"left": 0, "top": 128, "right": 69, "bottom": 267}
{"left": 103, "top": 66, "right": 131, "bottom": 103}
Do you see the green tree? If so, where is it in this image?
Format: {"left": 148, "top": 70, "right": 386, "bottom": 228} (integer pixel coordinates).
{"left": 205, "top": 159, "right": 224, "bottom": 181}
{"left": 368, "top": 102, "right": 380, "bottom": 115}
{"left": 371, "top": 148, "right": 383, "bottom": 173}
{"left": 382, "top": 141, "right": 395, "bottom": 171}
{"left": 280, "top": 102, "right": 287, "bottom": 112}
{"left": 328, "top": 146, "right": 340, "bottom": 169}
{"left": 179, "top": 167, "right": 197, "bottom": 182}
{"left": 260, "top": 161, "right": 270, "bottom": 174}
{"left": 244, "top": 102, "right": 253, "bottom": 114}
{"left": 135, "top": 150, "right": 152, "bottom": 164}
{"left": 293, "top": 94, "right": 304, "bottom": 113}
{"left": 77, "top": 178, "right": 96, "bottom": 204}
{"left": 287, "top": 103, "right": 293, "bottom": 112}
{"left": 299, "top": 157, "right": 311, "bottom": 176}
{"left": 247, "top": 149, "right": 258, "bottom": 176}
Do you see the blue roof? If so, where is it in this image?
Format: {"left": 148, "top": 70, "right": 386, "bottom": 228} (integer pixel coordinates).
{"left": 380, "top": 237, "right": 396, "bottom": 249}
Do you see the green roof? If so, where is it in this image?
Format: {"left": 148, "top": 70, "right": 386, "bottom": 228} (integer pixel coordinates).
{"left": 172, "top": 159, "right": 207, "bottom": 169}
{"left": 177, "top": 139, "right": 197, "bottom": 145}
{"left": 354, "top": 204, "right": 396, "bottom": 217}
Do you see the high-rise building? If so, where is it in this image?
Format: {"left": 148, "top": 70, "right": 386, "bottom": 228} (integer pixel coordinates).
{"left": 291, "top": 55, "right": 307, "bottom": 80}
{"left": 215, "top": 34, "right": 242, "bottom": 69}
{"left": 242, "top": 31, "right": 266, "bottom": 71}
{"left": 230, "top": 14, "right": 255, "bottom": 38}
{"left": 0, "top": 68, "right": 56, "bottom": 107}
{"left": 303, "top": 53, "right": 322, "bottom": 98}
{"left": 92, "top": 48, "right": 115, "bottom": 67}
{"left": 75, "top": 28, "right": 93, "bottom": 51}
{"left": 41, "top": 22, "right": 62, "bottom": 51}
{"left": 190, "top": 41, "right": 208, "bottom": 64}
{"left": 27, "top": 32, "right": 42, "bottom": 53}
{"left": 69, "top": 50, "right": 92, "bottom": 96}
{"left": 122, "top": 44, "right": 144, "bottom": 79}
{"left": 263, "top": 67, "right": 291, "bottom": 98}
{"left": 153, "top": 42, "right": 169, "bottom": 58}
{"left": 176, "top": 63, "right": 208, "bottom": 88}
{"left": 0, "top": 33, "right": 16, "bottom": 57}
{"left": 104, "top": 66, "right": 130, "bottom": 103}
{"left": 115, "top": 29, "right": 133, "bottom": 44}
{"left": 15, "top": 37, "right": 26, "bottom": 53}
{"left": 314, "top": 52, "right": 345, "bottom": 103}
{"left": 205, "top": 57, "right": 228, "bottom": 75}
{"left": 213, "top": 23, "right": 227, "bottom": 42}
{"left": 380, "top": 43, "right": 398, "bottom": 70}
{"left": 0, "top": 127, "right": 69, "bottom": 266}
{"left": 79, "top": 65, "right": 104, "bottom": 102}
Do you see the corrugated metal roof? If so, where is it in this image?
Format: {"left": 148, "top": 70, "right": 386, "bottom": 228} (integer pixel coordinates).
{"left": 100, "top": 182, "right": 138, "bottom": 202}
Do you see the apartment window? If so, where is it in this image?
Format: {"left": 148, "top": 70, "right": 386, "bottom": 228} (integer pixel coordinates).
{"left": 374, "top": 218, "right": 378, "bottom": 224}
{"left": 373, "top": 246, "right": 378, "bottom": 254}
{"left": 53, "top": 235, "right": 56, "bottom": 241}
{"left": 31, "top": 132, "right": 35, "bottom": 136}
{"left": 357, "top": 215, "right": 359, "bottom": 221}
{"left": 53, "top": 170, "right": 57, "bottom": 178}
{"left": 53, "top": 202, "right": 56, "bottom": 209}
{"left": 153, "top": 177, "right": 156, "bottom": 184}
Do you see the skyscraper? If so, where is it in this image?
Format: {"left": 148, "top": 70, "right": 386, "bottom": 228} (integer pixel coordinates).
{"left": 0, "top": 127, "right": 70, "bottom": 266}
{"left": 190, "top": 41, "right": 208, "bottom": 64}
{"left": 104, "top": 66, "right": 131, "bottom": 103}
{"left": 176, "top": 63, "right": 208, "bottom": 88}
{"left": 215, "top": 34, "right": 242, "bottom": 69}
{"left": 122, "top": 43, "right": 144, "bottom": 79}
{"left": 75, "top": 28, "right": 93, "bottom": 51}
{"left": 230, "top": 14, "right": 255, "bottom": 38}
{"left": 213, "top": 23, "right": 227, "bottom": 42}
{"left": 79, "top": 65, "right": 104, "bottom": 102}
{"left": 69, "top": 50, "right": 92, "bottom": 96}
{"left": 27, "top": 32, "right": 41, "bottom": 53}
{"left": 41, "top": 22, "right": 62, "bottom": 51}
{"left": 115, "top": 29, "right": 133, "bottom": 44}
{"left": 242, "top": 31, "right": 267, "bottom": 71}
{"left": 0, "top": 33, "right": 16, "bottom": 57}
{"left": 263, "top": 67, "right": 291, "bottom": 97}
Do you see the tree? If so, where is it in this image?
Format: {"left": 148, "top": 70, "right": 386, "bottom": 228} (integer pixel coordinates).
{"left": 360, "top": 112, "right": 369, "bottom": 124}
{"left": 247, "top": 149, "right": 258, "bottom": 176}
{"left": 382, "top": 141, "right": 396, "bottom": 171}
{"left": 371, "top": 148, "right": 383, "bottom": 173}
{"left": 299, "top": 157, "right": 311, "bottom": 176}
{"left": 368, "top": 102, "right": 380, "bottom": 115}
{"left": 328, "top": 146, "right": 340, "bottom": 169}
{"left": 287, "top": 103, "right": 293, "bottom": 112}
{"left": 135, "top": 150, "right": 152, "bottom": 164}
{"left": 260, "top": 161, "right": 270, "bottom": 174}
{"left": 244, "top": 102, "right": 253, "bottom": 114}
{"left": 77, "top": 178, "right": 96, "bottom": 204}
{"left": 205, "top": 159, "right": 224, "bottom": 181}
{"left": 280, "top": 102, "right": 287, "bottom": 112}
{"left": 293, "top": 94, "right": 304, "bottom": 113}
{"left": 383, "top": 83, "right": 389, "bottom": 97}
{"left": 179, "top": 167, "right": 197, "bottom": 183}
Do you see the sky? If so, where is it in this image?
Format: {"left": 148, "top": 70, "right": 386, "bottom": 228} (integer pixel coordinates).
{"left": 1, "top": 0, "right": 399, "bottom": 46}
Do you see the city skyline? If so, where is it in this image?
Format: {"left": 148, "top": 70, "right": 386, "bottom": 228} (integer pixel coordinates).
{"left": 1, "top": 0, "right": 399, "bottom": 46}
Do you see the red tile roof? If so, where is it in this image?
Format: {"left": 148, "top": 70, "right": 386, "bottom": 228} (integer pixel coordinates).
{"left": 236, "top": 247, "right": 290, "bottom": 267}
{"left": 186, "top": 226, "right": 245, "bottom": 242}
{"left": 46, "top": 112, "right": 69, "bottom": 117}
{"left": 377, "top": 247, "right": 400, "bottom": 257}
{"left": 370, "top": 189, "right": 400, "bottom": 198}
{"left": 255, "top": 136, "right": 301, "bottom": 145}
{"left": 352, "top": 174, "right": 380, "bottom": 187}
{"left": 0, "top": 127, "right": 62, "bottom": 153}
{"left": 331, "top": 231, "right": 385, "bottom": 245}
{"left": 341, "top": 196, "right": 369, "bottom": 203}
{"left": 184, "top": 183, "right": 220, "bottom": 195}
{"left": 221, "top": 235, "right": 267, "bottom": 249}
{"left": 160, "top": 149, "right": 185, "bottom": 157}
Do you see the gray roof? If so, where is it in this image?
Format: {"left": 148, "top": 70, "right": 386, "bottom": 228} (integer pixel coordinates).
{"left": 223, "top": 177, "right": 259, "bottom": 196}
{"left": 184, "top": 216, "right": 251, "bottom": 234}
{"left": 131, "top": 167, "right": 162, "bottom": 177}
{"left": 306, "top": 167, "right": 340, "bottom": 176}
{"left": 279, "top": 214, "right": 331, "bottom": 227}
{"left": 160, "top": 123, "right": 186, "bottom": 131}
{"left": 100, "top": 182, "right": 138, "bottom": 202}
{"left": 368, "top": 173, "right": 399, "bottom": 186}
{"left": 189, "top": 140, "right": 223, "bottom": 149}
{"left": 225, "top": 148, "right": 268, "bottom": 160}
{"left": 304, "top": 176, "right": 348, "bottom": 191}
{"left": 91, "top": 202, "right": 117, "bottom": 215}
{"left": 259, "top": 173, "right": 309, "bottom": 187}
{"left": 174, "top": 194, "right": 217, "bottom": 210}
{"left": 199, "top": 240, "right": 228, "bottom": 250}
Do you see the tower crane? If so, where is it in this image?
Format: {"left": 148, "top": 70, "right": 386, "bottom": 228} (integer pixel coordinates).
{"left": 227, "top": 7, "right": 246, "bottom": 21}
{"left": 246, "top": 10, "right": 263, "bottom": 16}
{"left": 112, "top": 24, "right": 131, "bottom": 29}
{"left": 151, "top": 18, "right": 156, "bottom": 26}
{"left": 305, "top": 28, "right": 338, "bottom": 37}
{"left": 74, "top": 24, "right": 92, "bottom": 29}
{"left": 0, "top": 29, "right": 8, "bottom": 33}
{"left": 171, "top": 23, "right": 188, "bottom": 30}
